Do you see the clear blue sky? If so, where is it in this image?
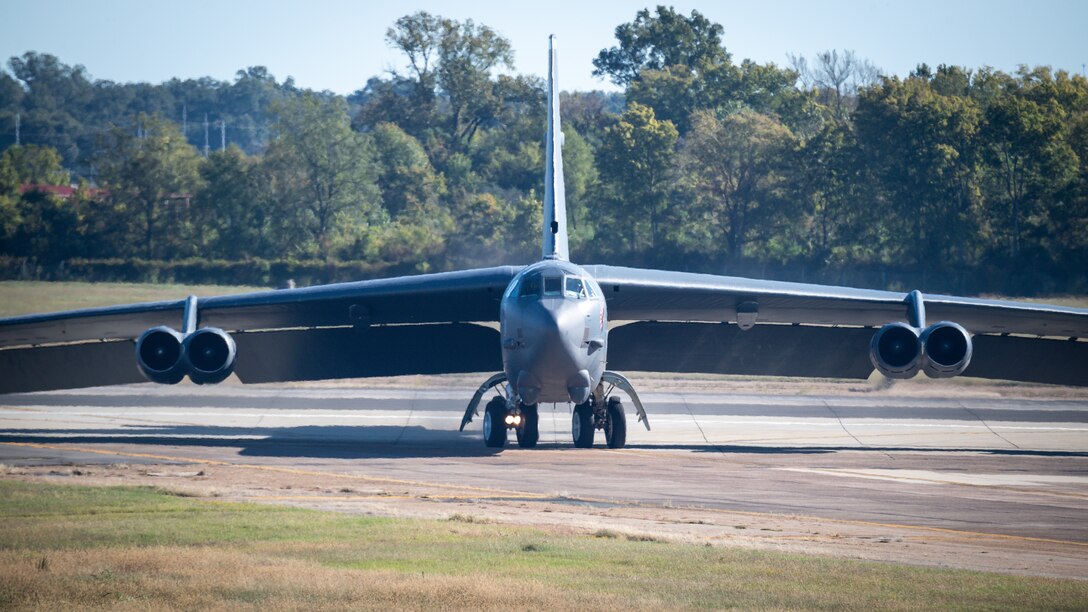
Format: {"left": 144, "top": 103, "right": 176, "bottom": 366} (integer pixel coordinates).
{"left": 3, "top": 0, "right": 1085, "bottom": 94}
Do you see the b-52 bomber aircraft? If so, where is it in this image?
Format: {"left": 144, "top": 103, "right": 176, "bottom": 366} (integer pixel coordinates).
{"left": 1, "top": 37, "right": 1086, "bottom": 449}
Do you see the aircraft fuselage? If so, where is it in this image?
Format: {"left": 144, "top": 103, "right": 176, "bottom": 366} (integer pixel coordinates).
{"left": 500, "top": 260, "right": 607, "bottom": 405}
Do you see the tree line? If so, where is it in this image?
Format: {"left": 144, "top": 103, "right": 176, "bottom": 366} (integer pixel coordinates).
{"left": 1, "top": 7, "right": 1086, "bottom": 294}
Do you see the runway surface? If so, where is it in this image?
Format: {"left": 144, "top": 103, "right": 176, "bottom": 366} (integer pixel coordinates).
{"left": 2, "top": 381, "right": 1087, "bottom": 578}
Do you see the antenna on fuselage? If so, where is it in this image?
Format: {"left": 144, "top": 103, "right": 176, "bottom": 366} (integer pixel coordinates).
{"left": 542, "top": 34, "right": 569, "bottom": 261}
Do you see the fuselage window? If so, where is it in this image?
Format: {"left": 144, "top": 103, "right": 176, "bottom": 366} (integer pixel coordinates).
{"left": 565, "top": 277, "right": 586, "bottom": 298}
{"left": 519, "top": 274, "right": 541, "bottom": 297}
{"left": 543, "top": 276, "right": 563, "bottom": 296}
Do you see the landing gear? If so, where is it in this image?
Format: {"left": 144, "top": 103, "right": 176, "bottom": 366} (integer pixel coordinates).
{"left": 572, "top": 401, "right": 595, "bottom": 448}
{"left": 483, "top": 397, "right": 507, "bottom": 448}
{"left": 605, "top": 398, "right": 626, "bottom": 449}
{"left": 516, "top": 404, "right": 539, "bottom": 448}
{"left": 482, "top": 396, "right": 539, "bottom": 449}
{"left": 571, "top": 395, "right": 627, "bottom": 449}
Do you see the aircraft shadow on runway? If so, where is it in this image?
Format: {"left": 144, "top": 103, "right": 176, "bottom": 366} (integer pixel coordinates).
{"left": 2, "top": 426, "right": 1086, "bottom": 459}
{"left": 0, "top": 425, "right": 504, "bottom": 459}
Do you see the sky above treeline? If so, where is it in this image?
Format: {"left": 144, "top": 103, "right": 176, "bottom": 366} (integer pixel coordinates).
{"left": 3, "top": 0, "right": 1086, "bottom": 94}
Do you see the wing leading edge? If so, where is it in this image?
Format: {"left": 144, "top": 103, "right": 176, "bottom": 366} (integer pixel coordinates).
{"left": 589, "top": 265, "right": 1088, "bottom": 386}
{"left": 0, "top": 266, "right": 519, "bottom": 393}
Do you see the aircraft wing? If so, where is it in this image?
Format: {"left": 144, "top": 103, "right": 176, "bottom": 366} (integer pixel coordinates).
{"left": 0, "top": 266, "right": 519, "bottom": 393}
{"left": 587, "top": 265, "right": 1088, "bottom": 386}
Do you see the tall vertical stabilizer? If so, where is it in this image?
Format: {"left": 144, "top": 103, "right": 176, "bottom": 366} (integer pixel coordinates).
{"left": 542, "top": 35, "right": 569, "bottom": 261}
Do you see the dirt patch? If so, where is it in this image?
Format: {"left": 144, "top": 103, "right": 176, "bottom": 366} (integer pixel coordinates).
{"left": 5, "top": 462, "right": 1086, "bottom": 580}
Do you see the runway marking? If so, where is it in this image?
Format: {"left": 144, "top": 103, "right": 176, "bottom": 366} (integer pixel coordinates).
{"left": 248, "top": 494, "right": 544, "bottom": 502}
{"left": 4, "top": 440, "right": 1087, "bottom": 551}
{"left": 777, "top": 467, "right": 1088, "bottom": 500}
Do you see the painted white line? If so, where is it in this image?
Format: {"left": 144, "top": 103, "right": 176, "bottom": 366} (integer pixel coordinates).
{"left": 3, "top": 410, "right": 1088, "bottom": 432}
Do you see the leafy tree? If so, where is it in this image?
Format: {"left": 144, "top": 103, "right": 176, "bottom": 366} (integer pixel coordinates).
{"left": 596, "top": 103, "right": 678, "bottom": 250}
{"left": 91, "top": 115, "right": 204, "bottom": 259}
{"left": 0, "top": 144, "right": 67, "bottom": 184}
{"left": 191, "top": 146, "right": 275, "bottom": 259}
{"left": 593, "top": 6, "right": 730, "bottom": 87}
{"left": 674, "top": 109, "right": 797, "bottom": 262}
{"left": 854, "top": 76, "right": 984, "bottom": 270}
{"left": 981, "top": 95, "right": 1076, "bottom": 259}
{"left": 264, "top": 93, "right": 381, "bottom": 260}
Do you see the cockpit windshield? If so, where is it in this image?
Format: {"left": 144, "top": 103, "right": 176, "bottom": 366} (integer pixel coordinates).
{"left": 565, "top": 277, "right": 586, "bottom": 298}
{"left": 518, "top": 274, "right": 541, "bottom": 297}
{"left": 515, "top": 272, "right": 594, "bottom": 300}
{"left": 543, "top": 276, "right": 563, "bottom": 296}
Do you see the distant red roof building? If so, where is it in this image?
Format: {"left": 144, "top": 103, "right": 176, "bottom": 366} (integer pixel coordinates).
{"left": 19, "top": 184, "right": 190, "bottom": 204}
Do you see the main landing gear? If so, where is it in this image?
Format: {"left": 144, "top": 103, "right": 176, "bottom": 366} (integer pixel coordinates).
{"left": 483, "top": 396, "right": 539, "bottom": 449}
{"left": 572, "top": 395, "right": 627, "bottom": 449}
{"left": 462, "top": 371, "right": 649, "bottom": 451}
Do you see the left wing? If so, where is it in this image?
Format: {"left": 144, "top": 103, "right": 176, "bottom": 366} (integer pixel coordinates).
{"left": 588, "top": 265, "right": 1088, "bottom": 386}
{"left": 0, "top": 266, "right": 519, "bottom": 393}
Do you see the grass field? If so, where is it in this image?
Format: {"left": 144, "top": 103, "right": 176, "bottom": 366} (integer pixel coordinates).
{"left": 1, "top": 480, "right": 1085, "bottom": 610}
{"left": 2, "top": 279, "right": 1086, "bottom": 319}
{"left": 0, "top": 281, "right": 268, "bottom": 317}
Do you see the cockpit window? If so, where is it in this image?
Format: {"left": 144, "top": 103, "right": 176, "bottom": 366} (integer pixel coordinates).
{"left": 543, "top": 276, "right": 563, "bottom": 296}
{"left": 565, "top": 277, "right": 586, "bottom": 298}
{"left": 519, "top": 274, "right": 541, "bottom": 297}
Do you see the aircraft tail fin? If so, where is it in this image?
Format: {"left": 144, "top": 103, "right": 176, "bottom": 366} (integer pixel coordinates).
{"left": 542, "top": 35, "right": 569, "bottom": 261}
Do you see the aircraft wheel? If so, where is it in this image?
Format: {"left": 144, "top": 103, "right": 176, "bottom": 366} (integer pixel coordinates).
{"left": 605, "top": 397, "right": 626, "bottom": 449}
{"left": 516, "top": 404, "right": 539, "bottom": 448}
{"left": 572, "top": 401, "right": 594, "bottom": 448}
{"left": 483, "top": 397, "right": 507, "bottom": 448}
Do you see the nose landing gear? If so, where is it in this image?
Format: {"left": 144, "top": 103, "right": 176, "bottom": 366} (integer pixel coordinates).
{"left": 482, "top": 396, "right": 540, "bottom": 448}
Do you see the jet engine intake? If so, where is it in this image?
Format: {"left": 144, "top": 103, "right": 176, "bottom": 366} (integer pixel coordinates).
{"left": 136, "top": 326, "right": 186, "bottom": 384}
{"left": 870, "top": 322, "right": 922, "bottom": 379}
{"left": 920, "top": 321, "right": 972, "bottom": 378}
{"left": 183, "top": 327, "right": 237, "bottom": 385}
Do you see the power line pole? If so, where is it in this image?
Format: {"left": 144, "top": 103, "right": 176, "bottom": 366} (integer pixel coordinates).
{"left": 203, "top": 114, "right": 210, "bottom": 158}
{"left": 14, "top": 113, "right": 18, "bottom": 146}
{"left": 220, "top": 119, "right": 226, "bottom": 151}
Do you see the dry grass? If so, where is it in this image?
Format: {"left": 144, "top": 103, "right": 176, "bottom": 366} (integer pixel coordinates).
{"left": 2, "top": 480, "right": 1087, "bottom": 610}
{"left": 0, "top": 280, "right": 267, "bottom": 317}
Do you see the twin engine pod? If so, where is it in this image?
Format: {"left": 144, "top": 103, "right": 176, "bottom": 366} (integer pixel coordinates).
{"left": 869, "top": 321, "right": 973, "bottom": 380}
{"left": 135, "top": 326, "right": 237, "bottom": 385}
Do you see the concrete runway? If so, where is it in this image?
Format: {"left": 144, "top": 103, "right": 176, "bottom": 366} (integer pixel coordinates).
{"left": 2, "top": 381, "right": 1087, "bottom": 578}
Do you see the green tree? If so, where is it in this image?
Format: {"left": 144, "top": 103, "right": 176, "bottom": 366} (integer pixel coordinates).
{"left": 92, "top": 115, "right": 204, "bottom": 259}
{"left": 981, "top": 95, "right": 1077, "bottom": 259}
{"left": 264, "top": 93, "right": 381, "bottom": 260}
{"left": 854, "top": 77, "right": 983, "bottom": 270}
{"left": 191, "top": 146, "right": 275, "bottom": 259}
{"left": 593, "top": 6, "right": 730, "bottom": 87}
{"left": 596, "top": 103, "right": 678, "bottom": 250}
{"left": 674, "top": 109, "right": 797, "bottom": 262}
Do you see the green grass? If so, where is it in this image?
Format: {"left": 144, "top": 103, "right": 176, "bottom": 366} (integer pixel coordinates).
{"left": 2, "top": 480, "right": 1086, "bottom": 610}
{"left": 0, "top": 280, "right": 267, "bottom": 317}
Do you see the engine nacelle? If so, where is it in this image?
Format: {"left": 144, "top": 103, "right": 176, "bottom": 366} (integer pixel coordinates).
{"left": 135, "top": 326, "right": 186, "bottom": 384}
{"left": 870, "top": 322, "right": 922, "bottom": 379}
{"left": 920, "top": 321, "right": 973, "bottom": 378}
{"left": 183, "top": 327, "right": 237, "bottom": 385}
